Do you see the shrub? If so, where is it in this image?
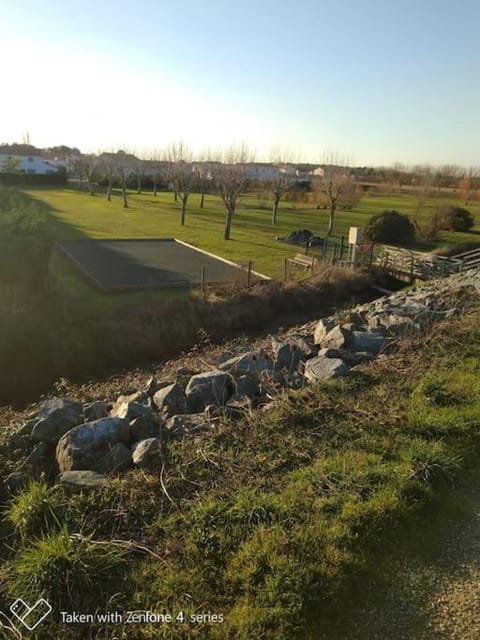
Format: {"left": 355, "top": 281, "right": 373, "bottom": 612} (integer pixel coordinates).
{"left": 364, "top": 210, "right": 415, "bottom": 244}
{"left": 4, "top": 480, "right": 64, "bottom": 540}
{"left": 1, "top": 528, "right": 128, "bottom": 611}
{"left": 437, "top": 206, "right": 475, "bottom": 232}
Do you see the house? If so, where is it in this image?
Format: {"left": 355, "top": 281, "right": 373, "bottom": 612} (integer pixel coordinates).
{"left": 0, "top": 144, "right": 61, "bottom": 175}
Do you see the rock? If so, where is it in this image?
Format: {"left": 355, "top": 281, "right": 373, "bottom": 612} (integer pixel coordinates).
{"left": 304, "top": 356, "right": 349, "bottom": 382}
{"left": 58, "top": 470, "right": 111, "bottom": 490}
{"left": 226, "top": 394, "right": 253, "bottom": 415}
{"left": 271, "top": 337, "right": 303, "bottom": 372}
{"left": 84, "top": 401, "right": 108, "bottom": 421}
{"left": 313, "top": 319, "right": 338, "bottom": 345}
{"left": 283, "top": 229, "right": 313, "bottom": 245}
{"left": 130, "top": 415, "right": 161, "bottom": 443}
{"left": 23, "top": 442, "right": 55, "bottom": 475}
{"left": 175, "top": 367, "right": 197, "bottom": 387}
{"left": 350, "top": 331, "right": 385, "bottom": 355}
{"left": 95, "top": 443, "right": 132, "bottom": 474}
{"left": 131, "top": 438, "right": 162, "bottom": 469}
{"left": 235, "top": 374, "right": 260, "bottom": 398}
{"left": 31, "top": 398, "right": 83, "bottom": 444}
{"left": 56, "top": 417, "right": 130, "bottom": 473}
{"left": 116, "top": 391, "right": 147, "bottom": 404}
{"left": 166, "top": 414, "right": 209, "bottom": 439}
{"left": 5, "top": 471, "right": 33, "bottom": 494}
{"left": 152, "top": 383, "right": 186, "bottom": 417}
{"left": 111, "top": 401, "right": 153, "bottom": 421}
{"left": 320, "top": 325, "right": 352, "bottom": 350}
{"left": 219, "top": 351, "right": 274, "bottom": 376}
{"left": 185, "top": 371, "right": 232, "bottom": 412}
{"left": 290, "top": 336, "right": 317, "bottom": 359}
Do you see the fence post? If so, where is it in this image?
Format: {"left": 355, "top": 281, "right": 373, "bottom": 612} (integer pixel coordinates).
{"left": 409, "top": 254, "right": 414, "bottom": 284}
{"left": 201, "top": 265, "right": 206, "bottom": 295}
{"left": 339, "top": 235, "right": 344, "bottom": 260}
{"left": 247, "top": 260, "right": 252, "bottom": 288}
{"left": 284, "top": 258, "right": 288, "bottom": 281}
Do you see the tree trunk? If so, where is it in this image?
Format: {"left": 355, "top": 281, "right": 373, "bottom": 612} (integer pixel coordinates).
{"left": 200, "top": 191, "right": 205, "bottom": 208}
{"left": 87, "top": 178, "right": 95, "bottom": 196}
{"left": 79, "top": 175, "right": 84, "bottom": 190}
{"left": 327, "top": 201, "right": 336, "bottom": 236}
{"left": 137, "top": 176, "right": 142, "bottom": 194}
{"left": 181, "top": 196, "right": 188, "bottom": 226}
{"left": 107, "top": 180, "right": 112, "bottom": 201}
{"left": 122, "top": 186, "right": 128, "bottom": 208}
{"left": 272, "top": 197, "right": 280, "bottom": 225}
{"left": 224, "top": 206, "right": 234, "bottom": 240}
{"left": 174, "top": 191, "right": 178, "bottom": 202}
{"left": 153, "top": 177, "right": 157, "bottom": 197}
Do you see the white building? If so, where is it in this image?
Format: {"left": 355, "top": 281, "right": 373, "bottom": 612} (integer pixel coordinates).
{"left": 0, "top": 148, "right": 60, "bottom": 175}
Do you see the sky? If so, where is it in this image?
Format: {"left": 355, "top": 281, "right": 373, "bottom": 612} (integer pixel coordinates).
{"left": 1, "top": 0, "right": 479, "bottom": 166}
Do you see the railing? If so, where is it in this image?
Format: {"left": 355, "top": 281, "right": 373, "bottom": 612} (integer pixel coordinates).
{"left": 375, "top": 246, "right": 464, "bottom": 282}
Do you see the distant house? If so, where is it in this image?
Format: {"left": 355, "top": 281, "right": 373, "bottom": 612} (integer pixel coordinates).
{"left": 0, "top": 144, "right": 61, "bottom": 175}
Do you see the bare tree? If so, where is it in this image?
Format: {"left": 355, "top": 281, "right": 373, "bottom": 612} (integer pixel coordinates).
{"left": 115, "top": 150, "right": 135, "bottom": 208}
{"left": 314, "top": 155, "right": 357, "bottom": 236}
{"left": 211, "top": 144, "right": 252, "bottom": 240}
{"left": 81, "top": 154, "right": 98, "bottom": 195}
{"left": 167, "top": 143, "right": 196, "bottom": 225}
{"left": 99, "top": 152, "right": 116, "bottom": 201}
{"left": 269, "top": 166, "right": 296, "bottom": 225}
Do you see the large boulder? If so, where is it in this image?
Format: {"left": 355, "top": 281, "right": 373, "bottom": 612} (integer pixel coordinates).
{"left": 304, "top": 356, "right": 349, "bottom": 382}
{"left": 219, "top": 351, "right": 274, "bottom": 377}
{"left": 131, "top": 438, "right": 162, "bottom": 470}
{"left": 95, "top": 443, "right": 132, "bottom": 474}
{"left": 185, "top": 371, "right": 232, "bottom": 412}
{"left": 130, "top": 415, "right": 162, "bottom": 443}
{"left": 166, "top": 414, "right": 209, "bottom": 439}
{"left": 152, "top": 383, "right": 186, "bottom": 417}
{"left": 56, "top": 417, "right": 129, "bottom": 473}
{"left": 31, "top": 398, "right": 83, "bottom": 444}
{"left": 84, "top": 401, "right": 108, "bottom": 422}
{"left": 271, "top": 337, "right": 303, "bottom": 373}
{"left": 111, "top": 401, "right": 153, "bottom": 421}
{"left": 235, "top": 375, "right": 260, "bottom": 398}
{"left": 58, "top": 470, "right": 111, "bottom": 490}
{"left": 320, "top": 325, "right": 352, "bottom": 350}
{"left": 349, "top": 331, "right": 385, "bottom": 355}
{"left": 313, "top": 319, "right": 337, "bottom": 345}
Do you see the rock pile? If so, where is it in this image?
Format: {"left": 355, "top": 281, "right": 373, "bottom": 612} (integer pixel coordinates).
{"left": 3, "top": 269, "right": 479, "bottom": 491}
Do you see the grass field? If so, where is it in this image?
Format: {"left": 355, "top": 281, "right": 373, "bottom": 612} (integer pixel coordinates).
{"left": 27, "top": 186, "right": 480, "bottom": 288}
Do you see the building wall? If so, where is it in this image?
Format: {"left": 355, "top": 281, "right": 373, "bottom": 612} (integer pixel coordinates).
{"left": 0, "top": 154, "right": 59, "bottom": 175}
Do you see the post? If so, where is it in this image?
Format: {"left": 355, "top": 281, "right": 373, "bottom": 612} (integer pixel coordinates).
{"left": 339, "top": 235, "right": 344, "bottom": 260}
{"left": 201, "top": 265, "right": 206, "bottom": 295}
{"left": 322, "top": 236, "right": 328, "bottom": 259}
{"left": 311, "top": 257, "right": 315, "bottom": 277}
{"left": 247, "top": 260, "right": 252, "bottom": 288}
{"left": 284, "top": 258, "right": 288, "bottom": 281}
{"left": 409, "top": 254, "right": 414, "bottom": 284}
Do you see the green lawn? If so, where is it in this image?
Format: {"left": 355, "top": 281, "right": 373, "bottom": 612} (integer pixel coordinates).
{"left": 25, "top": 186, "right": 480, "bottom": 308}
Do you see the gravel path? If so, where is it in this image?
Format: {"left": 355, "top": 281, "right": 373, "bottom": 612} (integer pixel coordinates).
{"left": 316, "top": 477, "right": 480, "bottom": 639}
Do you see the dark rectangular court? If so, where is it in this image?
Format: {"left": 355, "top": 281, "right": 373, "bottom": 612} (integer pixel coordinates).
{"left": 58, "top": 239, "right": 268, "bottom": 292}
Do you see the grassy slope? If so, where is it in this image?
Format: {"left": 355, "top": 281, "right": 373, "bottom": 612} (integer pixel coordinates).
{"left": 2, "top": 298, "right": 480, "bottom": 639}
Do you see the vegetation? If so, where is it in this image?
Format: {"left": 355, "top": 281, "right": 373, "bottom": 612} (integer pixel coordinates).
{"left": 437, "top": 205, "right": 475, "bottom": 232}
{"left": 2, "top": 304, "right": 480, "bottom": 638}
{"left": 364, "top": 209, "right": 416, "bottom": 244}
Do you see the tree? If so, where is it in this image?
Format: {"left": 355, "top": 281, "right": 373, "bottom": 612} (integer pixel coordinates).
{"left": 211, "top": 144, "right": 252, "bottom": 240}
{"left": 365, "top": 210, "right": 415, "bottom": 244}
{"left": 78, "top": 154, "right": 98, "bottom": 195}
{"left": 115, "top": 150, "right": 135, "bottom": 208}
{"left": 99, "top": 152, "right": 116, "bottom": 201}
{"left": 313, "top": 157, "right": 358, "bottom": 236}
{"left": 167, "top": 143, "right": 195, "bottom": 225}
{"left": 269, "top": 165, "right": 296, "bottom": 225}
{"left": 1, "top": 156, "right": 22, "bottom": 173}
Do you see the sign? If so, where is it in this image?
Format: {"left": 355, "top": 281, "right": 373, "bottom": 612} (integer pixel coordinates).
{"left": 348, "top": 226, "right": 362, "bottom": 245}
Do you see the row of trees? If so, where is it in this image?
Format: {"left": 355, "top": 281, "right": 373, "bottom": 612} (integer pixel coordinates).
{"left": 73, "top": 146, "right": 362, "bottom": 239}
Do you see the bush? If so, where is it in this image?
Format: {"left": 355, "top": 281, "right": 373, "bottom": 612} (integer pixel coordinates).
{"left": 5, "top": 481, "right": 64, "bottom": 540}
{"left": 437, "top": 206, "right": 475, "bottom": 232}
{"left": 364, "top": 210, "right": 415, "bottom": 244}
{"left": 1, "top": 528, "right": 128, "bottom": 611}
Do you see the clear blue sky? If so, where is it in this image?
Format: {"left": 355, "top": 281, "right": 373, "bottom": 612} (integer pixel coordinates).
{"left": 1, "top": 0, "right": 479, "bottom": 166}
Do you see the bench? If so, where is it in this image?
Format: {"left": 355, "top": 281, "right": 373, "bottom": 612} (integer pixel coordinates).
{"left": 288, "top": 253, "right": 316, "bottom": 269}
